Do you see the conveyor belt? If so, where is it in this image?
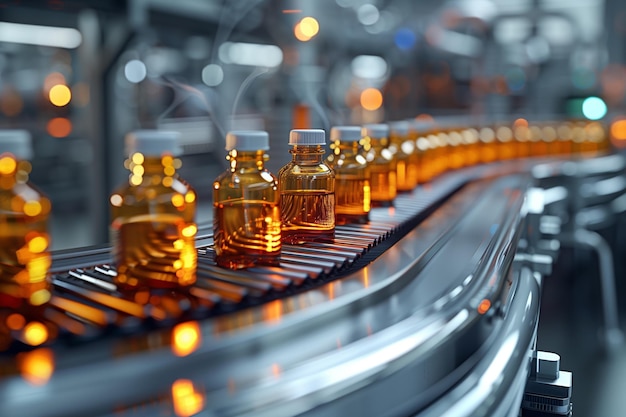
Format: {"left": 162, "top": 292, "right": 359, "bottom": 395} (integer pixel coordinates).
{"left": 0, "top": 160, "right": 539, "bottom": 417}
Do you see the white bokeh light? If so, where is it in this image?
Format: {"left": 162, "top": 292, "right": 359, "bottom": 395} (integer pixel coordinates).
{"left": 124, "top": 59, "right": 147, "bottom": 83}
{"left": 202, "top": 64, "right": 224, "bottom": 87}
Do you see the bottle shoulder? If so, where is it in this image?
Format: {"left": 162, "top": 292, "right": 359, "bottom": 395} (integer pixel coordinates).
{"left": 111, "top": 175, "right": 194, "bottom": 201}
{"left": 278, "top": 161, "right": 334, "bottom": 177}
{"left": 214, "top": 168, "right": 278, "bottom": 185}
{"left": 0, "top": 181, "right": 51, "bottom": 216}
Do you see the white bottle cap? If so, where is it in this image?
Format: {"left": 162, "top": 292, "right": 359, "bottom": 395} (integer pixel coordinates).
{"left": 362, "top": 124, "right": 389, "bottom": 139}
{"left": 0, "top": 129, "right": 33, "bottom": 160}
{"left": 389, "top": 121, "right": 409, "bottom": 135}
{"left": 289, "top": 129, "right": 326, "bottom": 145}
{"left": 125, "top": 130, "right": 181, "bottom": 156}
{"left": 225, "top": 130, "right": 269, "bottom": 151}
{"left": 330, "top": 126, "right": 362, "bottom": 142}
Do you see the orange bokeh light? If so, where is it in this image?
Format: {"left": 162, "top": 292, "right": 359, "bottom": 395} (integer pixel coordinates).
{"left": 6, "top": 313, "right": 26, "bottom": 330}
{"left": 294, "top": 22, "right": 311, "bottom": 42}
{"left": 172, "top": 379, "right": 204, "bottom": 417}
{"left": 19, "top": 348, "right": 55, "bottom": 386}
{"left": 47, "top": 117, "right": 73, "bottom": 138}
{"left": 172, "top": 321, "right": 201, "bottom": 357}
{"left": 477, "top": 299, "right": 491, "bottom": 315}
{"left": 611, "top": 120, "right": 626, "bottom": 140}
{"left": 360, "top": 88, "right": 383, "bottom": 111}
{"left": 513, "top": 118, "right": 529, "bottom": 128}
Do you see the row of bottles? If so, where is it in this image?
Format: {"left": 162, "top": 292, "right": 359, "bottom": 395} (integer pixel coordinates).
{"left": 0, "top": 118, "right": 611, "bottom": 317}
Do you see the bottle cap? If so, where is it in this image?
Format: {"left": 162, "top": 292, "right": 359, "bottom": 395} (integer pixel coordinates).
{"left": 362, "top": 124, "right": 389, "bottom": 139}
{"left": 289, "top": 129, "right": 326, "bottom": 145}
{"left": 225, "top": 130, "right": 269, "bottom": 151}
{"left": 389, "top": 121, "right": 409, "bottom": 135}
{"left": 330, "top": 126, "right": 362, "bottom": 142}
{"left": 0, "top": 129, "right": 32, "bottom": 160}
{"left": 125, "top": 130, "right": 181, "bottom": 156}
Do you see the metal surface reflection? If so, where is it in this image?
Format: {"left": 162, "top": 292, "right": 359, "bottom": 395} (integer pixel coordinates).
{"left": 18, "top": 348, "right": 54, "bottom": 386}
{"left": 172, "top": 321, "right": 201, "bottom": 357}
{"left": 172, "top": 379, "right": 205, "bottom": 417}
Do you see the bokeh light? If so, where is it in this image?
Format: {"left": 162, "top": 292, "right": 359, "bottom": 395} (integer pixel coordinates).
{"left": 48, "top": 84, "right": 71, "bottom": 106}
{"left": 299, "top": 17, "right": 319, "bottom": 37}
{"left": 294, "top": 17, "right": 319, "bottom": 41}
{"left": 19, "top": 348, "right": 55, "bottom": 386}
{"left": 172, "top": 379, "right": 204, "bottom": 417}
{"left": 124, "top": 59, "right": 147, "bottom": 84}
{"left": 610, "top": 119, "right": 626, "bottom": 148}
{"left": 23, "top": 321, "right": 48, "bottom": 346}
{"left": 360, "top": 88, "right": 383, "bottom": 111}
{"left": 172, "top": 321, "right": 201, "bottom": 357}
{"left": 582, "top": 96, "right": 607, "bottom": 120}
{"left": 394, "top": 28, "right": 417, "bottom": 51}
{"left": 47, "top": 117, "right": 72, "bottom": 138}
{"left": 201, "top": 64, "right": 224, "bottom": 87}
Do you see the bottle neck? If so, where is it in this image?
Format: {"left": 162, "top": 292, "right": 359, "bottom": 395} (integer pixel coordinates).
{"left": 369, "top": 136, "right": 389, "bottom": 149}
{"left": 227, "top": 149, "right": 267, "bottom": 170}
{"left": 339, "top": 140, "right": 361, "bottom": 153}
{"left": 290, "top": 145, "right": 325, "bottom": 164}
{"left": 126, "top": 154, "right": 179, "bottom": 185}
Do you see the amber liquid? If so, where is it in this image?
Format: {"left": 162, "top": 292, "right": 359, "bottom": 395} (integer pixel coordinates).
{"left": 335, "top": 175, "right": 370, "bottom": 224}
{"left": 111, "top": 157, "right": 197, "bottom": 290}
{"left": 281, "top": 190, "right": 335, "bottom": 243}
{"left": 111, "top": 215, "right": 196, "bottom": 289}
{"left": 370, "top": 164, "right": 396, "bottom": 207}
{"left": 498, "top": 142, "right": 517, "bottom": 160}
{"left": 480, "top": 142, "right": 498, "bottom": 163}
{"left": 213, "top": 200, "right": 281, "bottom": 268}
{"left": 0, "top": 180, "right": 51, "bottom": 311}
{"left": 396, "top": 153, "right": 418, "bottom": 192}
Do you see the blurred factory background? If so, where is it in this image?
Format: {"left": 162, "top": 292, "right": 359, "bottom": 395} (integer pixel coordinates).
{"left": 0, "top": 0, "right": 621, "bottom": 247}
{"left": 1, "top": 0, "right": 626, "bottom": 415}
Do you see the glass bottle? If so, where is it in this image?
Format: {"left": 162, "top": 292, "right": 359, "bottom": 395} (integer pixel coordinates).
{"left": 479, "top": 126, "right": 498, "bottom": 163}
{"left": 326, "top": 126, "right": 370, "bottom": 225}
{"left": 363, "top": 124, "right": 396, "bottom": 207}
{"left": 279, "top": 129, "right": 335, "bottom": 243}
{"left": 109, "top": 130, "right": 197, "bottom": 290}
{"left": 213, "top": 130, "right": 281, "bottom": 269}
{"left": 0, "top": 130, "right": 51, "bottom": 311}
{"left": 390, "top": 121, "right": 418, "bottom": 192}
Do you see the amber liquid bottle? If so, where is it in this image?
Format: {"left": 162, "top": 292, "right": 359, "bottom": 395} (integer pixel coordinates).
{"left": 279, "top": 129, "right": 335, "bottom": 243}
{"left": 479, "top": 127, "right": 498, "bottom": 163}
{"left": 110, "top": 130, "right": 197, "bottom": 289}
{"left": 0, "top": 130, "right": 51, "bottom": 312}
{"left": 363, "top": 124, "right": 396, "bottom": 207}
{"left": 327, "top": 126, "right": 370, "bottom": 225}
{"left": 390, "top": 121, "right": 418, "bottom": 192}
{"left": 213, "top": 131, "right": 281, "bottom": 269}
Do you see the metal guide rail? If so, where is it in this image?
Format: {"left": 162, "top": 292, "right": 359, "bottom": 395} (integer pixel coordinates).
{"left": 0, "top": 160, "right": 540, "bottom": 417}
